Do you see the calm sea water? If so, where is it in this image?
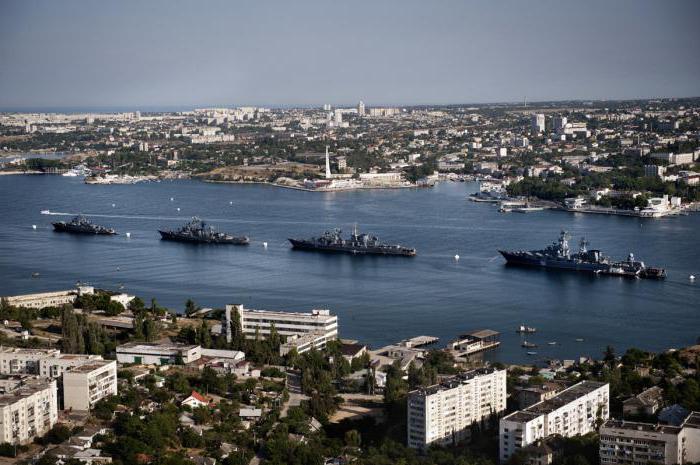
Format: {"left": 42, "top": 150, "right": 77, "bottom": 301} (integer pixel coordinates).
{"left": 1, "top": 176, "right": 698, "bottom": 363}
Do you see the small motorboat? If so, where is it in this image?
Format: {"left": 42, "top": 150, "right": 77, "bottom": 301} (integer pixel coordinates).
{"left": 522, "top": 341, "right": 537, "bottom": 348}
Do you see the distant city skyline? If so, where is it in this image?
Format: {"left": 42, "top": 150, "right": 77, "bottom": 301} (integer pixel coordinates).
{"left": 1, "top": 0, "right": 699, "bottom": 109}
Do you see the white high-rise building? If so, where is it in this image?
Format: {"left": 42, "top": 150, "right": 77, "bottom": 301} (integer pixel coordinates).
{"left": 334, "top": 110, "right": 343, "bottom": 124}
{"left": 531, "top": 113, "right": 545, "bottom": 133}
{"left": 500, "top": 381, "right": 609, "bottom": 462}
{"left": 407, "top": 368, "right": 507, "bottom": 450}
{"left": 358, "top": 100, "right": 365, "bottom": 116}
{"left": 0, "top": 378, "right": 58, "bottom": 444}
{"left": 600, "top": 413, "right": 700, "bottom": 465}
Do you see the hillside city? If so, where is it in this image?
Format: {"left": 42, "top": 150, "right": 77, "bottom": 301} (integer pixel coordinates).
{"left": 0, "top": 283, "right": 698, "bottom": 465}
{"left": 1, "top": 98, "right": 699, "bottom": 218}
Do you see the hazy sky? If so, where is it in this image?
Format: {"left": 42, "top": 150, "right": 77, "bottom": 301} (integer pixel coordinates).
{"left": 1, "top": 0, "right": 699, "bottom": 109}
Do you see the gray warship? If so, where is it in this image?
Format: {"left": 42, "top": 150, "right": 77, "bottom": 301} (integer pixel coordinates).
{"left": 499, "top": 231, "right": 666, "bottom": 279}
{"left": 52, "top": 216, "right": 117, "bottom": 235}
{"left": 159, "top": 217, "right": 249, "bottom": 245}
{"left": 289, "top": 226, "right": 416, "bottom": 256}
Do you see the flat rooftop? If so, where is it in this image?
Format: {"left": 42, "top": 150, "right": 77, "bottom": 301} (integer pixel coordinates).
{"left": 603, "top": 418, "right": 682, "bottom": 435}
{"left": 238, "top": 307, "right": 336, "bottom": 321}
{"left": 66, "top": 360, "right": 115, "bottom": 373}
{"left": 117, "top": 342, "right": 199, "bottom": 352}
{"left": 506, "top": 381, "right": 607, "bottom": 420}
{"left": 409, "top": 367, "right": 501, "bottom": 397}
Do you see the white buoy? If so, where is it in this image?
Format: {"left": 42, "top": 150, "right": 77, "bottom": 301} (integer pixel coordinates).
{"left": 263, "top": 242, "right": 268, "bottom": 248}
{"left": 229, "top": 201, "right": 233, "bottom": 205}
{"left": 32, "top": 225, "right": 37, "bottom": 230}
{"left": 177, "top": 207, "right": 181, "bottom": 212}
{"left": 126, "top": 232, "right": 131, "bottom": 238}
{"left": 111, "top": 203, "right": 115, "bottom": 208}
{"left": 454, "top": 254, "right": 460, "bottom": 261}
{"left": 690, "top": 275, "right": 696, "bottom": 281}
{"left": 170, "top": 197, "right": 174, "bottom": 201}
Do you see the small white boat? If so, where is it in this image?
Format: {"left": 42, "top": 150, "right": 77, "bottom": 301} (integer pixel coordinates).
{"left": 516, "top": 324, "right": 537, "bottom": 333}
{"left": 40, "top": 210, "right": 50, "bottom": 214}
{"left": 548, "top": 341, "right": 557, "bottom": 345}
{"left": 527, "top": 351, "right": 538, "bottom": 356}
{"left": 575, "top": 338, "right": 584, "bottom": 342}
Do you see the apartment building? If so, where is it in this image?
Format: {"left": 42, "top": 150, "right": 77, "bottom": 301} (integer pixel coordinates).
{"left": 116, "top": 342, "right": 202, "bottom": 365}
{"left": 499, "top": 381, "right": 609, "bottom": 462}
{"left": 228, "top": 304, "right": 338, "bottom": 341}
{"left": 0, "top": 378, "right": 58, "bottom": 444}
{"left": 407, "top": 368, "right": 507, "bottom": 450}
{"left": 599, "top": 412, "right": 700, "bottom": 465}
{"left": 0, "top": 348, "right": 117, "bottom": 411}
{"left": 62, "top": 360, "right": 117, "bottom": 411}
{"left": 0, "top": 347, "right": 61, "bottom": 375}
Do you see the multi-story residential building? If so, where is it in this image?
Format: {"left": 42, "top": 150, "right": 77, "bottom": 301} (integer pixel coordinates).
{"left": 62, "top": 360, "right": 117, "bottom": 411}
{"left": 0, "top": 349, "right": 117, "bottom": 411}
{"left": 116, "top": 342, "right": 202, "bottom": 365}
{"left": 600, "top": 412, "right": 700, "bottom": 465}
{"left": 500, "top": 381, "right": 609, "bottom": 462}
{"left": 2, "top": 285, "right": 94, "bottom": 310}
{"left": 39, "top": 354, "right": 105, "bottom": 378}
{"left": 0, "top": 348, "right": 61, "bottom": 375}
{"left": 0, "top": 378, "right": 58, "bottom": 444}
{"left": 407, "top": 368, "right": 507, "bottom": 450}
{"left": 228, "top": 304, "right": 338, "bottom": 341}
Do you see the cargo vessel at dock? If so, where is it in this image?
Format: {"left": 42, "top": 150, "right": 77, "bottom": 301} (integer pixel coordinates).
{"left": 499, "top": 231, "right": 666, "bottom": 279}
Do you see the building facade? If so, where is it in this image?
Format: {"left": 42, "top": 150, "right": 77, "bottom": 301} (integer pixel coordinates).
{"left": 229, "top": 304, "right": 338, "bottom": 341}
{"left": 599, "top": 413, "right": 700, "bottom": 465}
{"left": 0, "top": 378, "right": 58, "bottom": 444}
{"left": 62, "top": 360, "right": 117, "bottom": 411}
{"left": 407, "top": 368, "right": 507, "bottom": 450}
{"left": 500, "top": 381, "right": 609, "bottom": 462}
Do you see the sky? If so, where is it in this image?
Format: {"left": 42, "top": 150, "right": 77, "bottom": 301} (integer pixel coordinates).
{"left": 1, "top": 0, "right": 699, "bottom": 109}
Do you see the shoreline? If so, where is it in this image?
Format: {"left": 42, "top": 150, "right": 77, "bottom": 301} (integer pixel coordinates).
{"left": 201, "top": 179, "right": 423, "bottom": 192}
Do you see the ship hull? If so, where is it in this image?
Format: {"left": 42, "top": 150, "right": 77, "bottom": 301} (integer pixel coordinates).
{"left": 159, "top": 230, "right": 249, "bottom": 245}
{"left": 289, "top": 239, "right": 416, "bottom": 256}
{"left": 52, "top": 223, "right": 117, "bottom": 235}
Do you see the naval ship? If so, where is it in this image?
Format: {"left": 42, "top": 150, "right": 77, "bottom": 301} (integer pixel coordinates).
{"left": 499, "top": 231, "right": 666, "bottom": 279}
{"left": 159, "top": 217, "right": 249, "bottom": 245}
{"left": 289, "top": 226, "right": 416, "bottom": 256}
{"left": 52, "top": 216, "right": 117, "bottom": 235}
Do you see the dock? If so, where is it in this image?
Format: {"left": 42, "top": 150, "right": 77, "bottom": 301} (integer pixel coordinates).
{"left": 450, "top": 329, "right": 500, "bottom": 356}
{"left": 399, "top": 335, "right": 439, "bottom": 348}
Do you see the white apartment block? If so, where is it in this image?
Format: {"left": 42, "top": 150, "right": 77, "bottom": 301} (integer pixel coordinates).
{"left": 407, "top": 368, "right": 507, "bottom": 450}
{"left": 0, "top": 348, "right": 61, "bottom": 375}
{"left": 500, "top": 381, "right": 609, "bottom": 462}
{"left": 116, "top": 342, "right": 201, "bottom": 365}
{"left": 229, "top": 304, "right": 338, "bottom": 341}
{"left": 0, "top": 378, "right": 58, "bottom": 444}
{"left": 600, "top": 413, "right": 700, "bottom": 465}
{"left": 39, "top": 354, "right": 105, "bottom": 379}
{"left": 0, "top": 348, "right": 117, "bottom": 411}
{"left": 62, "top": 360, "right": 117, "bottom": 411}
